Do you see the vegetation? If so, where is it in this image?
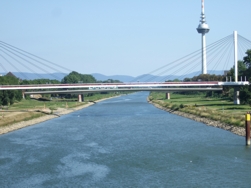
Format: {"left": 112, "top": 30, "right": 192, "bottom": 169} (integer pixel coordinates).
{"left": 61, "top": 71, "right": 96, "bottom": 84}
{"left": 149, "top": 92, "right": 248, "bottom": 127}
{"left": 0, "top": 70, "right": 126, "bottom": 128}
{"left": 0, "top": 92, "right": 123, "bottom": 128}
{"left": 0, "top": 70, "right": 123, "bottom": 105}
{"left": 21, "top": 78, "right": 60, "bottom": 85}
{"left": 148, "top": 49, "right": 251, "bottom": 128}
{"left": 1, "top": 49, "right": 251, "bottom": 128}
{"left": 183, "top": 74, "right": 225, "bottom": 82}
{"left": 0, "top": 75, "right": 22, "bottom": 105}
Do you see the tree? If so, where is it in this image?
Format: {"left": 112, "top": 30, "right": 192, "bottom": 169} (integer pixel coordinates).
{"left": 21, "top": 79, "right": 60, "bottom": 85}
{"left": 101, "top": 79, "right": 121, "bottom": 83}
{"left": 243, "top": 49, "right": 251, "bottom": 68}
{"left": 183, "top": 78, "right": 191, "bottom": 82}
{"left": 236, "top": 49, "right": 251, "bottom": 103}
{"left": 60, "top": 71, "right": 97, "bottom": 99}
{"left": 61, "top": 71, "right": 96, "bottom": 84}
{"left": 227, "top": 60, "right": 247, "bottom": 81}
{"left": 191, "top": 74, "right": 224, "bottom": 82}
{"left": 0, "top": 75, "right": 22, "bottom": 106}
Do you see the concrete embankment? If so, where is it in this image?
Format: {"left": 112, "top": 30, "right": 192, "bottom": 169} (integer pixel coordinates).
{"left": 148, "top": 99, "right": 246, "bottom": 137}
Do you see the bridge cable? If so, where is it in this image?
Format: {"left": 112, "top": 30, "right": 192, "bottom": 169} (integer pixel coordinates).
{"left": 0, "top": 41, "right": 72, "bottom": 72}
{"left": 0, "top": 53, "right": 28, "bottom": 79}
{"left": 0, "top": 55, "right": 8, "bottom": 73}
{"left": 207, "top": 36, "right": 233, "bottom": 74}
{"left": 154, "top": 34, "right": 233, "bottom": 82}
{"left": 0, "top": 45, "right": 61, "bottom": 80}
{"left": 141, "top": 35, "right": 231, "bottom": 82}
{"left": 0, "top": 48, "right": 42, "bottom": 79}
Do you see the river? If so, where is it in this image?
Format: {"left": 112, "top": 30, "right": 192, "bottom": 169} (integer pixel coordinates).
{"left": 0, "top": 92, "right": 251, "bottom": 187}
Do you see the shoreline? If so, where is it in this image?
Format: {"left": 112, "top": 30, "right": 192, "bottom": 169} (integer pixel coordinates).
{"left": 148, "top": 99, "right": 246, "bottom": 137}
{"left": 1, "top": 95, "right": 246, "bottom": 137}
{"left": 0, "top": 96, "right": 119, "bottom": 135}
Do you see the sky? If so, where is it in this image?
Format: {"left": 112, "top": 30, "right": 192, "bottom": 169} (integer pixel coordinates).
{"left": 0, "top": 0, "right": 251, "bottom": 77}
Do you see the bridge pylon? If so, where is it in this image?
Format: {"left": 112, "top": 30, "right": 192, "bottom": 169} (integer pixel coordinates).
{"left": 233, "top": 31, "right": 240, "bottom": 105}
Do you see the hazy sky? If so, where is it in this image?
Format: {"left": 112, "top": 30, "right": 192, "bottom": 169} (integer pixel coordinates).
{"left": 0, "top": 0, "right": 250, "bottom": 76}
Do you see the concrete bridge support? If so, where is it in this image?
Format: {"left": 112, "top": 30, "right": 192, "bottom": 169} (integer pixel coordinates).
{"left": 234, "top": 87, "right": 240, "bottom": 105}
{"left": 78, "top": 94, "right": 84, "bottom": 102}
{"left": 22, "top": 91, "right": 25, "bottom": 99}
{"left": 165, "top": 93, "right": 170, "bottom": 100}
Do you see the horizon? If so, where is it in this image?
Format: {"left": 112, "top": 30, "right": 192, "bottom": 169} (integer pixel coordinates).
{"left": 0, "top": 70, "right": 227, "bottom": 83}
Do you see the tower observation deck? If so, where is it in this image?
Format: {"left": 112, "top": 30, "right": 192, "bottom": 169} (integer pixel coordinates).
{"left": 197, "top": 0, "right": 210, "bottom": 74}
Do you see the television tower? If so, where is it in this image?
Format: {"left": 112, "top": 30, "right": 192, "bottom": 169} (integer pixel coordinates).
{"left": 197, "top": 0, "right": 210, "bottom": 74}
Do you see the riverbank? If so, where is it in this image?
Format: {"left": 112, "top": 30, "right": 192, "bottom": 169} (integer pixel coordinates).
{"left": 148, "top": 99, "right": 246, "bottom": 137}
{"left": 0, "top": 96, "right": 119, "bottom": 135}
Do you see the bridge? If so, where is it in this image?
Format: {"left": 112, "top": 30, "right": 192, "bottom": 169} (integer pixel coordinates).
{"left": 0, "top": 81, "right": 248, "bottom": 103}
{"left": 0, "top": 81, "right": 248, "bottom": 91}
{"left": 0, "top": 31, "right": 251, "bottom": 104}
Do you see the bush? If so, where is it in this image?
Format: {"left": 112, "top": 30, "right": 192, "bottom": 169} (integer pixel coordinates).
{"left": 180, "top": 104, "right": 184, "bottom": 108}
{"left": 171, "top": 104, "right": 179, "bottom": 111}
{"left": 164, "top": 103, "right": 171, "bottom": 108}
{"left": 10, "top": 98, "right": 15, "bottom": 105}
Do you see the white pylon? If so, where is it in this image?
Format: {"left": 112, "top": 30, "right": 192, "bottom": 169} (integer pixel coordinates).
{"left": 234, "top": 31, "right": 238, "bottom": 82}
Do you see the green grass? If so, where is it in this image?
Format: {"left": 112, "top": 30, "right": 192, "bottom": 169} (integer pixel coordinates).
{"left": 9, "top": 92, "right": 125, "bottom": 111}
{"left": 149, "top": 92, "right": 250, "bottom": 127}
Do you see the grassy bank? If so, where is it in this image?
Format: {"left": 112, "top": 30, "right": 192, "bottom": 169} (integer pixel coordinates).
{"left": 0, "top": 92, "right": 125, "bottom": 128}
{"left": 149, "top": 92, "right": 251, "bottom": 127}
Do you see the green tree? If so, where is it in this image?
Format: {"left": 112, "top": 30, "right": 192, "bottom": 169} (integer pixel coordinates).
{"left": 0, "top": 75, "right": 22, "bottom": 105}
{"left": 101, "top": 79, "right": 121, "bottom": 83}
{"left": 191, "top": 74, "right": 224, "bottom": 82}
{"left": 236, "top": 49, "right": 251, "bottom": 104}
{"left": 227, "top": 60, "right": 247, "bottom": 81}
{"left": 60, "top": 71, "right": 97, "bottom": 99}
{"left": 61, "top": 71, "right": 96, "bottom": 84}
{"left": 243, "top": 50, "right": 251, "bottom": 68}
{"left": 21, "top": 79, "right": 60, "bottom": 85}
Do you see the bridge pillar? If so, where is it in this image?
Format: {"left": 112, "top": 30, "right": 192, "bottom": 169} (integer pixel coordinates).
{"left": 78, "top": 94, "right": 83, "bottom": 102}
{"left": 22, "top": 91, "right": 25, "bottom": 99}
{"left": 234, "top": 87, "right": 240, "bottom": 105}
{"left": 165, "top": 93, "right": 170, "bottom": 100}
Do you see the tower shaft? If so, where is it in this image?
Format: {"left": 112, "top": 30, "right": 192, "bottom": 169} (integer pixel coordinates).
{"left": 197, "top": 0, "right": 210, "bottom": 74}
{"left": 202, "top": 33, "right": 207, "bottom": 74}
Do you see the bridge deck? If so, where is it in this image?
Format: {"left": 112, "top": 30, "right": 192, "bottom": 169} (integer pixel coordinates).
{"left": 0, "top": 81, "right": 249, "bottom": 90}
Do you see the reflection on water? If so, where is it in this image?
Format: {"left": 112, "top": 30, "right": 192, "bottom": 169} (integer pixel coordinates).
{"left": 0, "top": 92, "right": 250, "bottom": 187}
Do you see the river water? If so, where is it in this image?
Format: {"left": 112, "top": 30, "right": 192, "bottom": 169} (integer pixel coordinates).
{"left": 0, "top": 92, "right": 251, "bottom": 187}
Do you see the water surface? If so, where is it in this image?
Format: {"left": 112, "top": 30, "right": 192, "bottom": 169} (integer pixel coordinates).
{"left": 0, "top": 92, "right": 250, "bottom": 187}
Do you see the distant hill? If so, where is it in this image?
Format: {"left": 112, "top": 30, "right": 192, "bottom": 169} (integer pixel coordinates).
{"left": 91, "top": 73, "right": 134, "bottom": 82}
{"left": 131, "top": 70, "right": 225, "bottom": 82}
{"left": 0, "top": 72, "right": 67, "bottom": 81}
{"left": 0, "top": 70, "right": 226, "bottom": 82}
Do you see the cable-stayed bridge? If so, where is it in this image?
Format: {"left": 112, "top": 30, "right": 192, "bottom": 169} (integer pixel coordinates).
{"left": 0, "top": 32, "right": 251, "bottom": 104}
{"left": 0, "top": 33, "right": 251, "bottom": 82}
{"left": 0, "top": 81, "right": 248, "bottom": 91}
